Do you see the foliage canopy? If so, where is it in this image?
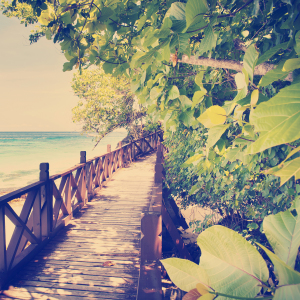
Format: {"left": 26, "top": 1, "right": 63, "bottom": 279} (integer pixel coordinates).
{"left": 72, "top": 68, "right": 145, "bottom": 140}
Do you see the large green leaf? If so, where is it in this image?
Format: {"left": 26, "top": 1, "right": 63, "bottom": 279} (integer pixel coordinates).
{"left": 161, "top": 258, "right": 209, "bottom": 292}
{"left": 258, "top": 244, "right": 300, "bottom": 300}
{"left": 247, "top": 84, "right": 300, "bottom": 154}
{"left": 295, "top": 31, "right": 300, "bottom": 56}
{"left": 283, "top": 58, "right": 300, "bottom": 72}
{"left": 206, "top": 124, "right": 230, "bottom": 149}
{"left": 259, "top": 60, "right": 290, "bottom": 87}
{"left": 263, "top": 210, "right": 300, "bottom": 269}
{"left": 170, "top": 33, "right": 190, "bottom": 53}
{"left": 169, "top": 85, "right": 180, "bottom": 100}
{"left": 256, "top": 42, "right": 289, "bottom": 66}
{"left": 264, "top": 156, "right": 300, "bottom": 186}
{"left": 179, "top": 110, "right": 195, "bottom": 127}
{"left": 197, "top": 24, "right": 217, "bottom": 55}
{"left": 197, "top": 105, "right": 226, "bottom": 128}
{"left": 243, "top": 44, "right": 259, "bottom": 82}
{"left": 165, "top": 2, "right": 186, "bottom": 32}
{"left": 197, "top": 226, "right": 269, "bottom": 299}
{"left": 185, "top": 0, "right": 208, "bottom": 29}
{"left": 192, "top": 90, "right": 206, "bottom": 108}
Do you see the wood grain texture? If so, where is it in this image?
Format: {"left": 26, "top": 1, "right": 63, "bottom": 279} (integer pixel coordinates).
{"left": 0, "top": 154, "right": 156, "bottom": 300}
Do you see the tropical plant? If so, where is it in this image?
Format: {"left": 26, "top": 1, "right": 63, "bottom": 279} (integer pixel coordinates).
{"left": 161, "top": 202, "right": 300, "bottom": 299}
{"left": 3, "top": 0, "right": 298, "bottom": 190}
{"left": 163, "top": 125, "right": 299, "bottom": 240}
{"left": 71, "top": 67, "right": 146, "bottom": 141}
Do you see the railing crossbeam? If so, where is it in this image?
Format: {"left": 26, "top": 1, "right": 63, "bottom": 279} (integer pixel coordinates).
{"left": 0, "top": 130, "right": 163, "bottom": 289}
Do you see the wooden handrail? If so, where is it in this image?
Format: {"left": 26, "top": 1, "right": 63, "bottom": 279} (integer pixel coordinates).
{"left": 0, "top": 130, "right": 163, "bottom": 289}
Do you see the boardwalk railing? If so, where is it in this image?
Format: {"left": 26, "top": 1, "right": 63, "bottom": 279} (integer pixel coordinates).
{"left": 0, "top": 130, "right": 163, "bottom": 289}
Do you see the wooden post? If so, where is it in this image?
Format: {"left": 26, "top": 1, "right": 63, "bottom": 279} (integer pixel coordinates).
{"left": 118, "top": 142, "right": 123, "bottom": 168}
{"left": 80, "top": 151, "right": 87, "bottom": 204}
{"left": 0, "top": 205, "right": 6, "bottom": 274}
{"left": 33, "top": 190, "right": 41, "bottom": 241}
{"left": 40, "top": 163, "right": 52, "bottom": 236}
{"left": 106, "top": 144, "right": 111, "bottom": 178}
{"left": 80, "top": 151, "right": 86, "bottom": 164}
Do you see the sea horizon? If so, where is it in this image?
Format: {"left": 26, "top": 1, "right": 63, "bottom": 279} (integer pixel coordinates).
{"left": 0, "top": 130, "right": 127, "bottom": 193}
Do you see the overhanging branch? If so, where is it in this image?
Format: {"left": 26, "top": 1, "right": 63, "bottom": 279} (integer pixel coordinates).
{"left": 178, "top": 55, "right": 293, "bottom": 82}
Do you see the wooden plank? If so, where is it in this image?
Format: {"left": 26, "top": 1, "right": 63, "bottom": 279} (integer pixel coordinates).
{"left": 1, "top": 152, "right": 157, "bottom": 298}
{"left": 22, "top": 266, "right": 139, "bottom": 278}
{"left": 0, "top": 205, "right": 6, "bottom": 275}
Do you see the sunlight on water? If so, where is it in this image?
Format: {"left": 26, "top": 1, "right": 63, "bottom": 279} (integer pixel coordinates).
{"left": 0, "top": 131, "right": 127, "bottom": 192}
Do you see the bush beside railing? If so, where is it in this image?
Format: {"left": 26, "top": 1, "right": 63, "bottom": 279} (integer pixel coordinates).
{"left": 0, "top": 130, "right": 163, "bottom": 289}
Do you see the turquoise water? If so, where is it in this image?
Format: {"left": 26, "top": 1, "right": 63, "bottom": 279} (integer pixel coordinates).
{"left": 0, "top": 131, "right": 127, "bottom": 192}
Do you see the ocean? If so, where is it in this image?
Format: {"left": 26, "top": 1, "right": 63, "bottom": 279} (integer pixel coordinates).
{"left": 0, "top": 131, "right": 127, "bottom": 193}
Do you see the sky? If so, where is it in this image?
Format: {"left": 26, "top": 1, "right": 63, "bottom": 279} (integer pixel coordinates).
{"left": 0, "top": 13, "right": 82, "bottom": 131}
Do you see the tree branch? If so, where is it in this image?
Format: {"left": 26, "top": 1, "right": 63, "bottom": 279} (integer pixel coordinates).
{"left": 178, "top": 55, "right": 293, "bottom": 81}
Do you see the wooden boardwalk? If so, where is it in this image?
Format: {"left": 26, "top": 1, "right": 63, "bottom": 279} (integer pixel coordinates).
{"left": 0, "top": 153, "right": 156, "bottom": 300}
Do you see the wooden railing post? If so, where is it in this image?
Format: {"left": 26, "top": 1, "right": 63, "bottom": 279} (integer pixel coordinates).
{"left": 40, "top": 163, "right": 53, "bottom": 236}
{"left": 118, "top": 142, "right": 123, "bottom": 168}
{"left": 0, "top": 204, "right": 7, "bottom": 288}
{"left": 106, "top": 144, "right": 111, "bottom": 178}
{"left": 80, "top": 151, "right": 86, "bottom": 164}
{"left": 80, "top": 151, "right": 87, "bottom": 205}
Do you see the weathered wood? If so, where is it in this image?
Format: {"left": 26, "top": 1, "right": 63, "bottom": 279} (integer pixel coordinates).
{"left": 162, "top": 202, "right": 192, "bottom": 260}
{"left": 0, "top": 206, "right": 7, "bottom": 286}
{"left": 0, "top": 131, "right": 162, "bottom": 293}
{"left": 0, "top": 153, "right": 156, "bottom": 299}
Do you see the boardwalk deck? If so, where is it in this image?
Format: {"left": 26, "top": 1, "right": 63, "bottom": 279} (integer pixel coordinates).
{"left": 0, "top": 153, "right": 156, "bottom": 300}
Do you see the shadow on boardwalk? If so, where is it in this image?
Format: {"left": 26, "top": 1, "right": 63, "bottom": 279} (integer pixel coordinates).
{"left": 0, "top": 154, "right": 156, "bottom": 300}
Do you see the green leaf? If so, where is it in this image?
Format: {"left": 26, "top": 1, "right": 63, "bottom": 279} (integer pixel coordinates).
{"left": 160, "top": 258, "right": 209, "bottom": 292}
{"left": 184, "top": 153, "right": 203, "bottom": 166}
{"left": 98, "top": 7, "right": 114, "bottom": 22}
{"left": 283, "top": 58, "right": 300, "bottom": 72}
{"left": 179, "top": 95, "right": 193, "bottom": 109}
{"left": 206, "top": 124, "right": 230, "bottom": 149}
{"left": 170, "top": 33, "right": 190, "bottom": 53}
{"left": 284, "top": 145, "right": 300, "bottom": 162}
{"left": 258, "top": 244, "right": 300, "bottom": 299}
{"left": 137, "top": 15, "right": 147, "bottom": 31}
{"left": 197, "top": 105, "right": 226, "bottom": 128}
{"left": 150, "top": 86, "right": 163, "bottom": 100}
{"left": 195, "top": 71, "right": 205, "bottom": 87}
{"left": 251, "top": 89, "right": 259, "bottom": 107}
{"left": 247, "top": 84, "right": 300, "bottom": 154}
{"left": 256, "top": 42, "right": 289, "bottom": 65}
{"left": 192, "top": 91, "right": 206, "bottom": 108}
{"left": 179, "top": 110, "right": 195, "bottom": 127}
{"left": 197, "top": 24, "right": 217, "bottom": 55}
{"left": 243, "top": 44, "right": 259, "bottom": 82}
{"left": 63, "top": 61, "right": 73, "bottom": 72}
{"left": 231, "top": 72, "right": 248, "bottom": 104}
{"left": 259, "top": 60, "right": 290, "bottom": 87}
{"left": 264, "top": 156, "right": 300, "bottom": 186}
{"left": 295, "top": 31, "right": 300, "bottom": 56}
{"left": 185, "top": 0, "right": 208, "bottom": 28}
{"left": 263, "top": 210, "right": 300, "bottom": 269}
{"left": 273, "top": 283, "right": 300, "bottom": 300}
{"left": 61, "top": 11, "right": 72, "bottom": 25}
{"left": 197, "top": 226, "right": 269, "bottom": 298}
{"left": 169, "top": 85, "right": 180, "bottom": 100}
{"left": 165, "top": 2, "right": 187, "bottom": 33}
{"left": 102, "top": 62, "right": 115, "bottom": 74}
{"left": 163, "top": 42, "right": 171, "bottom": 61}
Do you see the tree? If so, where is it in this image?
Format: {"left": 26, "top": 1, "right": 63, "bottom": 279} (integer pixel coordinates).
{"left": 71, "top": 67, "right": 146, "bottom": 142}
{"left": 3, "top": 1, "right": 300, "bottom": 295}
{"left": 3, "top": 0, "right": 299, "bottom": 185}
{"left": 3, "top": 0, "right": 300, "bottom": 225}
